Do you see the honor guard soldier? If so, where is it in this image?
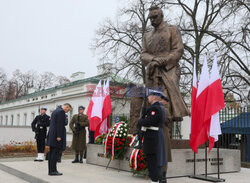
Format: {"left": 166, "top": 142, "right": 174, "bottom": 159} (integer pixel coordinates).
{"left": 31, "top": 107, "right": 50, "bottom": 161}
{"left": 138, "top": 89, "right": 168, "bottom": 183}
{"left": 70, "top": 106, "right": 89, "bottom": 163}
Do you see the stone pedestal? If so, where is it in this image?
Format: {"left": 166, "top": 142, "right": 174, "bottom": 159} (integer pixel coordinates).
{"left": 86, "top": 144, "right": 241, "bottom": 177}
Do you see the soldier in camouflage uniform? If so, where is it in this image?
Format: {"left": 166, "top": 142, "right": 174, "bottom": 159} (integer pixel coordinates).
{"left": 70, "top": 106, "right": 89, "bottom": 163}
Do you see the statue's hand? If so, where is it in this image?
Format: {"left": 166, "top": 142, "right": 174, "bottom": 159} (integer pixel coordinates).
{"left": 147, "top": 61, "right": 158, "bottom": 76}
{"left": 152, "top": 57, "right": 164, "bottom": 66}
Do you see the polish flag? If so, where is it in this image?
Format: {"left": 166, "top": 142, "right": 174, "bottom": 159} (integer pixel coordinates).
{"left": 190, "top": 56, "right": 210, "bottom": 153}
{"left": 205, "top": 54, "right": 225, "bottom": 152}
{"left": 87, "top": 80, "right": 104, "bottom": 131}
{"left": 190, "top": 57, "right": 198, "bottom": 134}
{"left": 94, "top": 78, "right": 112, "bottom": 137}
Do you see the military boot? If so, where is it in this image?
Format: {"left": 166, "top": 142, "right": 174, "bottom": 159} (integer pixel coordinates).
{"left": 159, "top": 171, "right": 167, "bottom": 183}
{"left": 72, "top": 154, "right": 79, "bottom": 163}
{"left": 79, "top": 155, "right": 83, "bottom": 163}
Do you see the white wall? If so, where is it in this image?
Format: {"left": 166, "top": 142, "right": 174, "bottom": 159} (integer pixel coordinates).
{"left": 0, "top": 81, "right": 131, "bottom": 145}
{"left": 0, "top": 126, "right": 74, "bottom": 146}
{"left": 181, "top": 116, "right": 191, "bottom": 140}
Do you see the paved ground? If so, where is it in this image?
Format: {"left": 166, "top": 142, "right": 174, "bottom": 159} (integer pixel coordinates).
{"left": 0, "top": 156, "right": 250, "bottom": 183}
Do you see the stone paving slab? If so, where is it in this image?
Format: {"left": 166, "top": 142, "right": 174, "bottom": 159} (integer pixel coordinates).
{"left": 0, "top": 158, "right": 249, "bottom": 183}
{"left": 0, "top": 169, "right": 28, "bottom": 183}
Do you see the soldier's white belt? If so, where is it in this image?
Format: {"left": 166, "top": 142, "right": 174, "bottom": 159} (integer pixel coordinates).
{"left": 141, "top": 126, "right": 159, "bottom": 131}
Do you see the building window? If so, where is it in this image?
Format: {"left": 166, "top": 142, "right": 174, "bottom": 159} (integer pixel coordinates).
{"left": 17, "top": 114, "right": 20, "bottom": 126}
{"left": 0, "top": 116, "right": 3, "bottom": 126}
{"left": 11, "top": 115, "right": 14, "bottom": 126}
{"left": 24, "top": 113, "right": 27, "bottom": 126}
{"left": 5, "top": 115, "right": 8, "bottom": 125}
{"left": 31, "top": 112, "right": 35, "bottom": 121}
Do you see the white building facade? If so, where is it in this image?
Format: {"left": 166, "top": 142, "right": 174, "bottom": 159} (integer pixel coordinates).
{"left": 0, "top": 72, "right": 130, "bottom": 145}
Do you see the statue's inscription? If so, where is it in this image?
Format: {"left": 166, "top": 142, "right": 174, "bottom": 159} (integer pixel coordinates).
{"left": 186, "top": 158, "right": 224, "bottom": 166}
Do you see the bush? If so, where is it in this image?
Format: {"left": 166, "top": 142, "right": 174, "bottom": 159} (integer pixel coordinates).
{"left": 0, "top": 141, "right": 37, "bottom": 155}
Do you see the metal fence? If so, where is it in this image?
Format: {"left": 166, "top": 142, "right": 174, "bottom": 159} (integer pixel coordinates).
{"left": 218, "top": 106, "right": 250, "bottom": 162}
{"left": 111, "top": 106, "right": 250, "bottom": 162}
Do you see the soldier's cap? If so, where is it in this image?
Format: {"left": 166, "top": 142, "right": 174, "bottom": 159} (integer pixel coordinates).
{"left": 147, "top": 89, "right": 169, "bottom": 102}
{"left": 40, "top": 106, "right": 47, "bottom": 111}
{"left": 78, "top": 106, "right": 85, "bottom": 110}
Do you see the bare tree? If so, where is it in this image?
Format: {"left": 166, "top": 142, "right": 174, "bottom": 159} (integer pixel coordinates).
{"left": 55, "top": 76, "right": 70, "bottom": 85}
{"left": 93, "top": 0, "right": 249, "bottom": 104}
{"left": 164, "top": 0, "right": 249, "bottom": 103}
{"left": 92, "top": 0, "right": 167, "bottom": 84}
{"left": 35, "top": 72, "right": 56, "bottom": 91}
{"left": 0, "top": 69, "right": 71, "bottom": 102}
{"left": 0, "top": 68, "right": 7, "bottom": 102}
{"left": 10, "top": 69, "right": 36, "bottom": 98}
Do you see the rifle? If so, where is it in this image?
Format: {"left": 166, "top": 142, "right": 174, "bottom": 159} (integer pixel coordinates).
{"left": 134, "top": 88, "right": 148, "bottom": 149}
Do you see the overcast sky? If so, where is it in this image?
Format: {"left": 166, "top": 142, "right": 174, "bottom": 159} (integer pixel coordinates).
{"left": 0, "top": 0, "right": 120, "bottom": 78}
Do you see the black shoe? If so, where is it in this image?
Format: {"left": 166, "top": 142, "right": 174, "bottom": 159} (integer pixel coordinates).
{"left": 49, "top": 172, "right": 63, "bottom": 176}
{"left": 34, "top": 159, "right": 43, "bottom": 162}
{"left": 79, "top": 156, "right": 83, "bottom": 163}
{"left": 72, "top": 155, "right": 79, "bottom": 163}
{"left": 57, "top": 159, "right": 61, "bottom": 163}
{"left": 160, "top": 171, "right": 167, "bottom": 183}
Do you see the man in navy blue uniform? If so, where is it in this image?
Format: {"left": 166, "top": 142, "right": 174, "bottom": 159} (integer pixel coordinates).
{"left": 138, "top": 89, "right": 168, "bottom": 183}
{"left": 47, "top": 103, "right": 72, "bottom": 176}
{"left": 31, "top": 107, "right": 50, "bottom": 161}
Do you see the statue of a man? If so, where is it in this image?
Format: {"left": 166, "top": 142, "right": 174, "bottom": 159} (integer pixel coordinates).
{"left": 141, "top": 6, "right": 188, "bottom": 122}
{"left": 140, "top": 6, "right": 189, "bottom": 180}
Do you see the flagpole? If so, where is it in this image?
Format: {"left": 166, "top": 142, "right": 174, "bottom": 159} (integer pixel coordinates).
{"left": 194, "top": 151, "right": 196, "bottom": 175}
{"left": 189, "top": 52, "right": 225, "bottom": 182}
{"left": 205, "top": 141, "right": 208, "bottom": 178}
{"left": 217, "top": 141, "right": 220, "bottom": 179}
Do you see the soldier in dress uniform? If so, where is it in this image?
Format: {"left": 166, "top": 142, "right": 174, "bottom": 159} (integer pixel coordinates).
{"left": 31, "top": 107, "right": 50, "bottom": 161}
{"left": 70, "top": 106, "right": 89, "bottom": 163}
{"left": 138, "top": 89, "right": 168, "bottom": 183}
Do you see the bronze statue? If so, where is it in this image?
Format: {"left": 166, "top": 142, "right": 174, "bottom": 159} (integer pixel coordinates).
{"left": 139, "top": 6, "right": 189, "bottom": 180}
{"left": 141, "top": 6, "right": 188, "bottom": 123}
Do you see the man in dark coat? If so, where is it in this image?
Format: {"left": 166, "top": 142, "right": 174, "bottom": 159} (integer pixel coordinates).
{"left": 57, "top": 114, "right": 69, "bottom": 163}
{"left": 31, "top": 107, "right": 50, "bottom": 161}
{"left": 47, "top": 103, "right": 72, "bottom": 176}
{"left": 138, "top": 89, "right": 168, "bottom": 183}
{"left": 70, "top": 106, "right": 89, "bottom": 163}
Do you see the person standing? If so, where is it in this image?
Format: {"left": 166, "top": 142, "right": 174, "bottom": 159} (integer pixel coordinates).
{"left": 31, "top": 107, "right": 50, "bottom": 162}
{"left": 138, "top": 89, "right": 168, "bottom": 183}
{"left": 70, "top": 106, "right": 89, "bottom": 163}
{"left": 47, "top": 103, "right": 72, "bottom": 176}
{"left": 57, "top": 114, "right": 69, "bottom": 163}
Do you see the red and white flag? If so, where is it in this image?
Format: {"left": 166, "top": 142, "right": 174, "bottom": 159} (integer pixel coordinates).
{"left": 190, "top": 57, "right": 198, "bottom": 134}
{"left": 190, "top": 56, "right": 210, "bottom": 153}
{"left": 205, "top": 54, "right": 225, "bottom": 152}
{"left": 94, "top": 78, "right": 112, "bottom": 137}
{"left": 87, "top": 80, "right": 104, "bottom": 131}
